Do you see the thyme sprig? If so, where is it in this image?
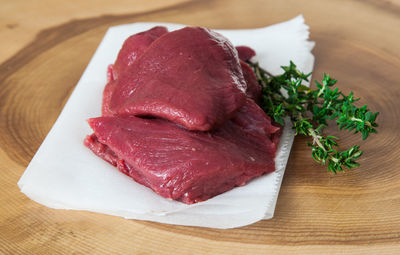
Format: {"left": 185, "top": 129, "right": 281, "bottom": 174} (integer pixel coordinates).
{"left": 248, "top": 61, "right": 378, "bottom": 173}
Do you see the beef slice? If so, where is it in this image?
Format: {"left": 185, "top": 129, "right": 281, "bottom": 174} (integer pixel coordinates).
{"left": 85, "top": 99, "right": 281, "bottom": 204}
{"left": 102, "top": 26, "right": 168, "bottom": 116}
{"left": 241, "top": 60, "right": 261, "bottom": 103}
{"left": 236, "top": 46, "right": 256, "bottom": 61}
{"left": 105, "top": 27, "right": 247, "bottom": 131}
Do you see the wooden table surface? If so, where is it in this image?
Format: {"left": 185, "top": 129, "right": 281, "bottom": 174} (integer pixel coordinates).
{"left": 1, "top": 0, "right": 400, "bottom": 254}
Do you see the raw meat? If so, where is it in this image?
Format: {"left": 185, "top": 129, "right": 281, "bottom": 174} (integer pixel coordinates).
{"left": 112, "top": 26, "right": 168, "bottom": 79}
{"left": 86, "top": 26, "right": 282, "bottom": 204}
{"left": 104, "top": 27, "right": 247, "bottom": 131}
{"left": 236, "top": 46, "right": 256, "bottom": 61}
{"left": 85, "top": 99, "right": 281, "bottom": 204}
{"left": 102, "top": 65, "right": 117, "bottom": 116}
{"left": 241, "top": 60, "right": 261, "bottom": 103}
{"left": 102, "top": 26, "right": 168, "bottom": 116}
{"left": 235, "top": 45, "right": 260, "bottom": 101}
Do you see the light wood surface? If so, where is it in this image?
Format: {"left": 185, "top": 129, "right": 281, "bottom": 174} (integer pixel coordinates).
{"left": 1, "top": 0, "right": 400, "bottom": 254}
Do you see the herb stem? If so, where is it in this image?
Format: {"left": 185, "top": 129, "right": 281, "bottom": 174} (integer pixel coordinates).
{"left": 247, "top": 60, "right": 378, "bottom": 173}
{"left": 350, "top": 117, "right": 372, "bottom": 127}
{"left": 307, "top": 127, "right": 325, "bottom": 152}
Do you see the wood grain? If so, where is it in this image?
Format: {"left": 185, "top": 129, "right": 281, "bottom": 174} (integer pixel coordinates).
{"left": 1, "top": 0, "right": 400, "bottom": 254}
{"left": 0, "top": 0, "right": 191, "bottom": 63}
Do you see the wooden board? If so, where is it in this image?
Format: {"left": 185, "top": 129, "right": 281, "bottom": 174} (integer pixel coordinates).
{"left": 1, "top": 0, "right": 400, "bottom": 254}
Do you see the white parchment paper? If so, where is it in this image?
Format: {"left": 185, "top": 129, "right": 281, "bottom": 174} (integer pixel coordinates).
{"left": 18, "top": 15, "right": 314, "bottom": 229}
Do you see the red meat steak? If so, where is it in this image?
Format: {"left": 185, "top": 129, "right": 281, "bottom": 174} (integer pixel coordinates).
{"left": 241, "top": 60, "right": 261, "bottom": 103}
{"left": 236, "top": 46, "right": 256, "bottom": 61}
{"left": 102, "top": 26, "right": 168, "bottom": 116}
{"left": 85, "top": 99, "right": 281, "bottom": 204}
{"left": 235, "top": 46, "right": 260, "bottom": 101}
{"left": 105, "top": 27, "right": 247, "bottom": 131}
{"left": 112, "top": 26, "right": 168, "bottom": 80}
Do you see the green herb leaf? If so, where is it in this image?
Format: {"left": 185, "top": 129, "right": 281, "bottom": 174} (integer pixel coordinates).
{"left": 247, "top": 61, "right": 379, "bottom": 173}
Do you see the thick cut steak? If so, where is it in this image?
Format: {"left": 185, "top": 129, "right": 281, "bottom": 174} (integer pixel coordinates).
{"left": 105, "top": 27, "right": 247, "bottom": 131}
{"left": 86, "top": 27, "right": 282, "bottom": 204}
{"left": 85, "top": 99, "right": 281, "bottom": 204}
{"left": 112, "top": 26, "right": 168, "bottom": 80}
{"left": 102, "top": 26, "right": 168, "bottom": 116}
